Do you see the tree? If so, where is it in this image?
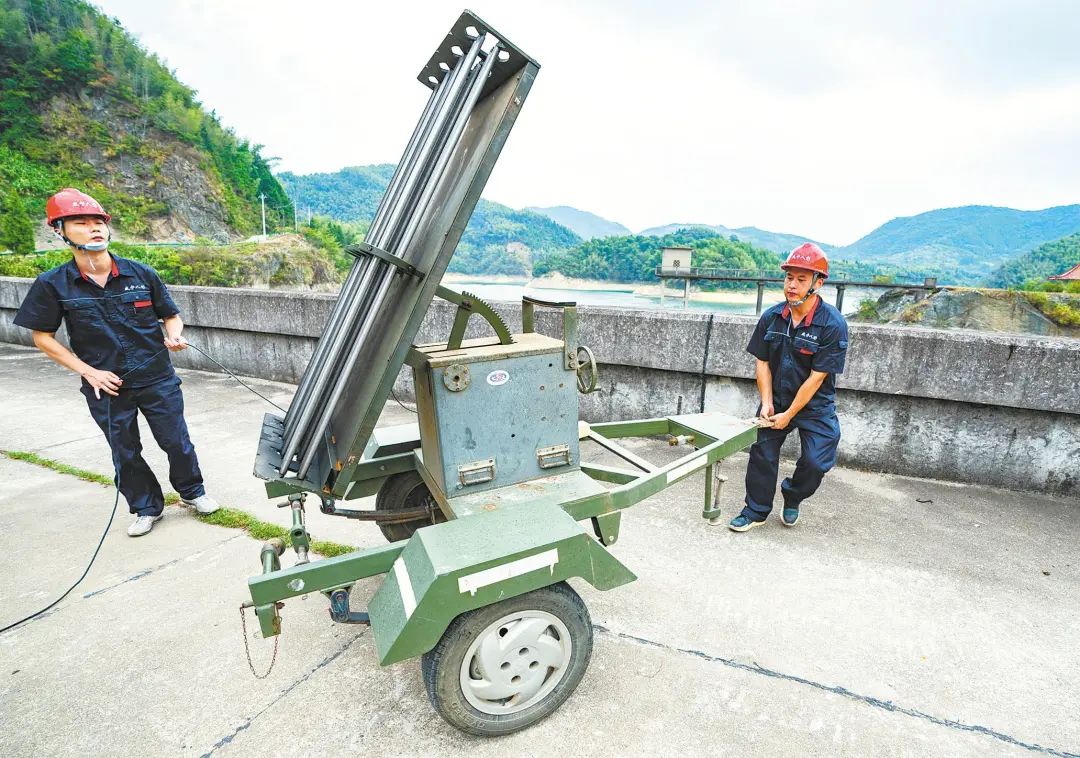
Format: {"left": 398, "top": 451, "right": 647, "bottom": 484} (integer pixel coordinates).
{"left": 0, "top": 190, "right": 36, "bottom": 254}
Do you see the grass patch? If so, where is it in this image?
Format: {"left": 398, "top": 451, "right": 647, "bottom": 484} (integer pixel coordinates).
{"left": 1021, "top": 291, "right": 1080, "bottom": 327}
{"left": 3, "top": 449, "right": 356, "bottom": 558}
{"left": 3, "top": 450, "right": 114, "bottom": 486}
{"left": 195, "top": 507, "right": 354, "bottom": 557}
{"left": 853, "top": 297, "right": 880, "bottom": 322}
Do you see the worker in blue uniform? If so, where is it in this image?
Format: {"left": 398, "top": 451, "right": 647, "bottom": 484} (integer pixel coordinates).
{"left": 730, "top": 243, "right": 850, "bottom": 532}
{"left": 13, "top": 189, "right": 220, "bottom": 537}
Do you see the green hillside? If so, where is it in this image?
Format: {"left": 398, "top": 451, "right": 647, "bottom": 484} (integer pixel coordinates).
{"left": 530, "top": 227, "right": 939, "bottom": 288}
{"left": 0, "top": 0, "right": 292, "bottom": 253}
{"left": 639, "top": 222, "right": 835, "bottom": 256}
{"left": 987, "top": 233, "right": 1080, "bottom": 289}
{"left": 278, "top": 165, "right": 581, "bottom": 276}
{"left": 453, "top": 199, "right": 581, "bottom": 276}
{"left": 838, "top": 205, "right": 1080, "bottom": 282}
{"left": 532, "top": 227, "right": 780, "bottom": 288}
{"left": 639, "top": 207, "right": 1080, "bottom": 286}
{"left": 278, "top": 165, "right": 395, "bottom": 224}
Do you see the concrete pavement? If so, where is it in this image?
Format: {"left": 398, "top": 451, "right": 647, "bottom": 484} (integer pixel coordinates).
{"left": 0, "top": 342, "right": 1077, "bottom": 757}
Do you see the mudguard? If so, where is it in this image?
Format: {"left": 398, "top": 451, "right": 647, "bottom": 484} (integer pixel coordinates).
{"left": 368, "top": 501, "right": 636, "bottom": 665}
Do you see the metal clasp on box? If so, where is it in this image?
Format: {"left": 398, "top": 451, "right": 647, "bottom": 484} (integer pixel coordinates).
{"left": 536, "top": 444, "right": 571, "bottom": 470}
{"left": 458, "top": 458, "right": 496, "bottom": 487}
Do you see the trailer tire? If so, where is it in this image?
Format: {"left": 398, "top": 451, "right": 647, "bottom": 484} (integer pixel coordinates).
{"left": 421, "top": 581, "right": 593, "bottom": 736}
{"left": 374, "top": 471, "right": 445, "bottom": 542}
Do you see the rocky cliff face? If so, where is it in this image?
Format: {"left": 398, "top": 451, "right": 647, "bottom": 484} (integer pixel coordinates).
{"left": 864, "top": 288, "right": 1079, "bottom": 337}
{"left": 32, "top": 93, "right": 235, "bottom": 248}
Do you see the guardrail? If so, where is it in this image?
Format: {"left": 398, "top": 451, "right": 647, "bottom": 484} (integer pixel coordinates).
{"left": 654, "top": 266, "right": 940, "bottom": 313}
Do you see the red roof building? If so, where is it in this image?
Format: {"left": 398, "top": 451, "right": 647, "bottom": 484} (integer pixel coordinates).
{"left": 1049, "top": 262, "right": 1080, "bottom": 280}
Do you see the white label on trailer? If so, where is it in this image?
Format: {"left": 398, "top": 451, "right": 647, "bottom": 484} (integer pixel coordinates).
{"left": 458, "top": 548, "right": 560, "bottom": 596}
{"left": 486, "top": 369, "right": 510, "bottom": 386}
{"left": 666, "top": 455, "right": 709, "bottom": 484}
{"left": 394, "top": 558, "right": 417, "bottom": 619}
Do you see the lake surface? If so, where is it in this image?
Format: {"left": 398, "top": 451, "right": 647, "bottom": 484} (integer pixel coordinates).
{"left": 443, "top": 281, "right": 877, "bottom": 316}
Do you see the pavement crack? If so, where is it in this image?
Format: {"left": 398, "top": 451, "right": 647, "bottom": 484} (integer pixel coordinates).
{"left": 595, "top": 625, "right": 1079, "bottom": 758}
{"left": 83, "top": 535, "right": 244, "bottom": 599}
{"left": 200, "top": 631, "right": 367, "bottom": 757}
{"left": 2, "top": 535, "right": 245, "bottom": 635}
{"left": 35, "top": 434, "right": 108, "bottom": 451}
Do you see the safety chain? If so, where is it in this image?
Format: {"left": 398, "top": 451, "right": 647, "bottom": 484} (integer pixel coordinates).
{"left": 239, "top": 604, "right": 279, "bottom": 679}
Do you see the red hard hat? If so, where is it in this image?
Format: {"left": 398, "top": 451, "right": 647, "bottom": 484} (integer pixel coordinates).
{"left": 781, "top": 242, "right": 829, "bottom": 279}
{"left": 45, "top": 188, "right": 111, "bottom": 225}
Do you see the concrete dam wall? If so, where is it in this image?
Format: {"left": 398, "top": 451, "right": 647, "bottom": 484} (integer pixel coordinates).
{"left": 2, "top": 276, "right": 1077, "bottom": 495}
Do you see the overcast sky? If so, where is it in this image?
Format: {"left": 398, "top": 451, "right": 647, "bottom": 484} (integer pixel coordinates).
{"left": 93, "top": 0, "right": 1080, "bottom": 244}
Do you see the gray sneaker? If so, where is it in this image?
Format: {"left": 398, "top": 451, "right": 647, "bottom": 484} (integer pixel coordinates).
{"left": 181, "top": 494, "right": 220, "bottom": 514}
{"left": 127, "top": 513, "right": 163, "bottom": 537}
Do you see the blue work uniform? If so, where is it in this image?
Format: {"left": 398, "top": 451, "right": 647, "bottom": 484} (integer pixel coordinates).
{"left": 742, "top": 295, "right": 849, "bottom": 521}
{"left": 13, "top": 255, "right": 205, "bottom": 517}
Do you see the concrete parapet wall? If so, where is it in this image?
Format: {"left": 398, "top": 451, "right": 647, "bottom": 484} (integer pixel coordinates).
{"left": 2, "top": 276, "right": 1077, "bottom": 494}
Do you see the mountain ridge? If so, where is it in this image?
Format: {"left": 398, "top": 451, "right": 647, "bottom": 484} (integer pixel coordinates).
{"left": 638, "top": 205, "right": 1080, "bottom": 284}
{"left": 638, "top": 222, "right": 835, "bottom": 256}
{"left": 278, "top": 166, "right": 1080, "bottom": 286}
{"left": 279, "top": 165, "right": 580, "bottom": 277}
{"left": 525, "top": 205, "right": 630, "bottom": 240}
{"left": 836, "top": 204, "right": 1080, "bottom": 282}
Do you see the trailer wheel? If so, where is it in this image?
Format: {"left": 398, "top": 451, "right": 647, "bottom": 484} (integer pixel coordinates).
{"left": 374, "top": 471, "right": 445, "bottom": 542}
{"left": 421, "top": 581, "right": 593, "bottom": 736}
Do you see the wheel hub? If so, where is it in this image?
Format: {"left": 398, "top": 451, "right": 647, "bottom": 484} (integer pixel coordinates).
{"left": 459, "top": 611, "right": 572, "bottom": 715}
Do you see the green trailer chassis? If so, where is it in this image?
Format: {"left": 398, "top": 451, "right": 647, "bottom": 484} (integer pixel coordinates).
{"left": 247, "top": 413, "right": 756, "bottom": 658}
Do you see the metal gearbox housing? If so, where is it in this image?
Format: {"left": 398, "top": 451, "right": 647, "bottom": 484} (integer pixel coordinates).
{"left": 407, "top": 332, "right": 580, "bottom": 500}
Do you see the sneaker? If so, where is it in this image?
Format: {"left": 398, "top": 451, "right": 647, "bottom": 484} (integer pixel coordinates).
{"left": 728, "top": 514, "right": 765, "bottom": 533}
{"left": 181, "top": 494, "right": 221, "bottom": 514}
{"left": 128, "top": 513, "right": 163, "bottom": 537}
{"left": 782, "top": 507, "right": 800, "bottom": 527}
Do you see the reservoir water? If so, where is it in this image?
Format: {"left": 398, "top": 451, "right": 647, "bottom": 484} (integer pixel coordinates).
{"left": 442, "top": 280, "right": 877, "bottom": 316}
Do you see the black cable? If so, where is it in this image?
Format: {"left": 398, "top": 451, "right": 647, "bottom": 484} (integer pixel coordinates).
{"left": 0, "top": 341, "right": 285, "bottom": 635}
{"left": 0, "top": 378, "right": 127, "bottom": 635}
{"left": 0, "top": 421, "right": 121, "bottom": 635}
{"left": 390, "top": 387, "right": 418, "bottom": 414}
{"left": 184, "top": 344, "right": 287, "bottom": 414}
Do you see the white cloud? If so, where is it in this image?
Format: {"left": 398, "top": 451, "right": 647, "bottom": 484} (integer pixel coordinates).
{"left": 94, "top": 0, "right": 1080, "bottom": 244}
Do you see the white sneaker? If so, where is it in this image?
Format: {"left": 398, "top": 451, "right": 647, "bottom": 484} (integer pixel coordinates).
{"left": 128, "top": 513, "right": 163, "bottom": 537}
{"left": 181, "top": 494, "right": 220, "bottom": 514}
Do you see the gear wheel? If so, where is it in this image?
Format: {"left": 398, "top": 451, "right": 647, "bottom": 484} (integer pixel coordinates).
{"left": 459, "top": 291, "right": 512, "bottom": 344}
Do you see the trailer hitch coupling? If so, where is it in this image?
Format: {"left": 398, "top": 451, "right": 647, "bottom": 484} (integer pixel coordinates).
{"left": 328, "top": 586, "right": 371, "bottom": 625}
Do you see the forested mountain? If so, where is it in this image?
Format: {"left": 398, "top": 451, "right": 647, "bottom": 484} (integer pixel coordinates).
{"left": 277, "top": 165, "right": 395, "bottom": 224}
{"left": 525, "top": 205, "right": 630, "bottom": 240}
{"left": 452, "top": 199, "right": 581, "bottom": 276}
{"left": 837, "top": 205, "right": 1080, "bottom": 282}
{"left": 987, "top": 233, "right": 1080, "bottom": 289}
{"left": 0, "top": 0, "right": 292, "bottom": 253}
{"left": 532, "top": 227, "right": 780, "bottom": 288}
{"left": 278, "top": 165, "right": 581, "bottom": 276}
{"left": 639, "top": 222, "right": 834, "bottom": 256}
{"left": 530, "top": 227, "right": 941, "bottom": 287}
{"left": 637, "top": 206, "right": 1080, "bottom": 285}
